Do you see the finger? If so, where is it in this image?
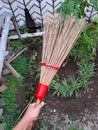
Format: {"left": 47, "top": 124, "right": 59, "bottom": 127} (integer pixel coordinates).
{"left": 29, "top": 103, "right": 36, "bottom": 108}
{"left": 37, "top": 102, "right": 45, "bottom": 109}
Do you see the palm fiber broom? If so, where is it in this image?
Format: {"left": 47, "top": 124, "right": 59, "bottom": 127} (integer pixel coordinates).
{"left": 27, "top": 14, "right": 86, "bottom": 130}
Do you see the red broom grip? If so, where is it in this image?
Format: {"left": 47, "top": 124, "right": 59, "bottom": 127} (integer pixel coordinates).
{"left": 35, "top": 83, "right": 48, "bottom": 100}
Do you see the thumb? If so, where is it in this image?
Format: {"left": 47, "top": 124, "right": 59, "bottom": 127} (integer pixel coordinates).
{"left": 37, "top": 102, "right": 45, "bottom": 109}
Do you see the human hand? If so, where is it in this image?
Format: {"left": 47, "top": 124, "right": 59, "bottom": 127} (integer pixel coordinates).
{"left": 23, "top": 101, "right": 45, "bottom": 122}
{"left": 13, "top": 102, "right": 44, "bottom": 130}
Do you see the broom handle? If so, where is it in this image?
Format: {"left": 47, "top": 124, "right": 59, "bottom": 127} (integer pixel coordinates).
{"left": 27, "top": 99, "right": 41, "bottom": 130}
{"left": 27, "top": 83, "right": 48, "bottom": 130}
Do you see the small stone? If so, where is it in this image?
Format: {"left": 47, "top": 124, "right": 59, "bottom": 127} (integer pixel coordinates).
{"left": 88, "top": 95, "right": 91, "bottom": 99}
{"left": 91, "top": 88, "right": 93, "bottom": 91}
{"left": 50, "top": 109, "right": 56, "bottom": 113}
{"left": 62, "top": 62, "right": 66, "bottom": 67}
{"left": 53, "top": 109, "right": 56, "bottom": 113}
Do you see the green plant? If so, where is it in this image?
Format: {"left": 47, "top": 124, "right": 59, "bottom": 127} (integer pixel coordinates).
{"left": 2, "top": 37, "right": 43, "bottom": 129}
{"left": 29, "top": 53, "right": 41, "bottom": 82}
{"left": 2, "top": 77, "right": 23, "bottom": 130}
{"left": 11, "top": 57, "right": 29, "bottom": 75}
{"left": 70, "top": 24, "right": 98, "bottom": 61}
{"left": 92, "top": 17, "right": 98, "bottom": 24}
{"left": 52, "top": 0, "right": 98, "bottom": 98}
{"left": 51, "top": 76, "right": 80, "bottom": 97}
{"left": 40, "top": 120, "right": 48, "bottom": 130}
{"left": 9, "top": 40, "right": 25, "bottom": 53}
{"left": 39, "top": 120, "right": 61, "bottom": 130}
{"left": 78, "top": 59, "right": 95, "bottom": 80}
{"left": 10, "top": 41, "right": 22, "bottom": 48}
{"left": 20, "top": 27, "right": 29, "bottom": 34}
{"left": 57, "top": 0, "right": 98, "bottom": 18}
{"left": 69, "top": 123, "right": 84, "bottom": 130}
{"left": 51, "top": 59, "right": 95, "bottom": 97}
{"left": 21, "top": 37, "right": 42, "bottom": 48}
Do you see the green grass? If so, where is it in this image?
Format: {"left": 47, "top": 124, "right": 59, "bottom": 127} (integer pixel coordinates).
{"left": 2, "top": 77, "right": 23, "bottom": 130}
{"left": 2, "top": 38, "right": 43, "bottom": 130}
{"left": 69, "top": 123, "right": 84, "bottom": 130}
{"left": 11, "top": 57, "right": 29, "bottom": 75}
{"left": 51, "top": 60, "right": 95, "bottom": 97}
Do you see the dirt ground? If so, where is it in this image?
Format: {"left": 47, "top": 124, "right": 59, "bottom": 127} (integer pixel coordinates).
{"left": 33, "top": 55, "right": 98, "bottom": 130}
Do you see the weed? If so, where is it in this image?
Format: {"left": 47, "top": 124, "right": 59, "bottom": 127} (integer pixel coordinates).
{"left": 31, "top": 64, "right": 40, "bottom": 81}
{"left": 39, "top": 120, "right": 61, "bottom": 130}
{"left": 78, "top": 60, "right": 95, "bottom": 81}
{"left": 2, "top": 37, "right": 43, "bottom": 130}
{"left": 40, "top": 120, "right": 48, "bottom": 130}
{"left": 69, "top": 123, "right": 84, "bottom": 130}
{"left": 70, "top": 24, "right": 98, "bottom": 61}
{"left": 2, "top": 77, "right": 23, "bottom": 130}
{"left": 9, "top": 40, "right": 25, "bottom": 52}
{"left": 21, "top": 37, "right": 42, "bottom": 48}
{"left": 57, "top": 0, "right": 98, "bottom": 19}
{"left": 9, "top": 40, "right": 25, "bottom": 54}
{"left": 11, "top": 57, "right": 29, "bottom": 75}
{"left": 51, "top": 60, "right": 95, "bottom": 97}
{"left": 20, "top": 27, "right": 29, "bottom": 34}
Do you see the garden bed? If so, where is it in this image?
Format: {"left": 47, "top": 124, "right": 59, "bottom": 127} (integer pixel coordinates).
{"left": 33, "top": 52, "right": 98, "bottom": 130}
{"left": 1, "top": 36, "right": 98, "bottom": 130}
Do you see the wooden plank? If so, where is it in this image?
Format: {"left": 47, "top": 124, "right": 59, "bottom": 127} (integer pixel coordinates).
{"left": 11, "top": 16, "right": 21, "bottom": 40}
{"left": 4, "top": 61, "right": 20, "bottom": 78}
{"left": 0, "top": 13, "right": 12, "bottom": 78}
{"left": 8, "top": 32, "right": 44, "bottom": 40}
{"left": 9, "top": 47, "right": 27, "bottom": 63}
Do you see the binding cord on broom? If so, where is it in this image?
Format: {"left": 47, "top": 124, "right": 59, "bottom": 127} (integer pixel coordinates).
{"left": 35, "top": 62, "right": 60, "bottom": 100}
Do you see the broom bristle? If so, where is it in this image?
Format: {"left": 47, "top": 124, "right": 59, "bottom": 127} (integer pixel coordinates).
{"left": 40, "top": 14, "right": 86, "bottom": 85}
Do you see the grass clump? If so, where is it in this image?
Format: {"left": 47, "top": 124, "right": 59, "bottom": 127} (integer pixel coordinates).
{"left": 51, "top": 59, "right": 95, "bottom": 97}
{"left": 10, "top": 41, "right": 23, "bottom": 48}
{"left": 69, "top": 123, "right": 84, "bottom": 130}
{"left": 2, "top": 77, "right": 23, "bottom": 130}
{"left": 11, "top": 57, "right": 29, "bottom": 75}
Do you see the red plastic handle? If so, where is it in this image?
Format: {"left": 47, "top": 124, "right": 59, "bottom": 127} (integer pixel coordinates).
{"left": 35, "top": 83, "right": 48, "bottom": 100}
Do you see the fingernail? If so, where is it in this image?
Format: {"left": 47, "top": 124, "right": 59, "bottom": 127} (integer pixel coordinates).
{"left": 41, "top": 101, "right": 45, "bottom": 106}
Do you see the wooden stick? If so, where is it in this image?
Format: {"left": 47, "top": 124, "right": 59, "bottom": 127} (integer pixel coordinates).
{"left": 0, "top": 13, "right": 12, "bottom": 78}
{"left": 11, "top": 16, "right": 21, "bottom": 40}
{"left": 4, "top": 60, "right": 20, "bottom": 78}
{"left": 8, "top": 53, "right": 15, "bottom": 63}
{"left": 18, "top": 96, "right": 35, "bottom": 120}
{"left": 9, "top": 47, "right": 27, "bottom": 63}
{"left": 8, "top": 32, "right": 44, "bottom": 40}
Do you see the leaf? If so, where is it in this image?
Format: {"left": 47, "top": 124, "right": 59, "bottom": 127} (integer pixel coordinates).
{"left": 89, "top": 0, "right": 98, "bottom": 10}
